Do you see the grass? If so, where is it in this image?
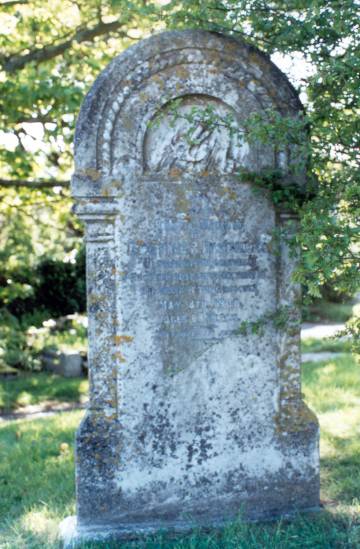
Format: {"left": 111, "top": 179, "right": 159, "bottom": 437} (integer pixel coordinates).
{"left": 302, "top": 355, "right": 360, "bottom": 511}
{"left": 0, "top": 373, "right": 88, "bottom": 413}
{"left": 0, "top": 411, "right": 79, "bottom": 548}
{"left": 0, "top": 355, "right": 359, "bottom": 547}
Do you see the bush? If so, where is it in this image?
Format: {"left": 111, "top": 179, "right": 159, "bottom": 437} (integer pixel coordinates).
{"left": 34, "top": 248, "right": 86, "bottom": 317}
{"left": 320, "top": 282, "right": 355, "bottom": 304}
{"left": 0, "top": 310, "right": 39, "bottom": 370}
{"left": 0, "top": 310, "right": 87, "bottom": 371}
{"left": 0, "top": 247, "right": 86, "bottom": 371}
{"left": 4, "top": 247, "right": 86, "bottom": 318}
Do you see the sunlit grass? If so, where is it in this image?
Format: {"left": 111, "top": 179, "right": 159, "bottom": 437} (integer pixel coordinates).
{"left": 302, "top": 354, "right": 360, "bottom": 513}
{"left": 0, "top": 373, "right": 88, "bottom": 413}
{"left": 0, "top": 411, "right": 79, "bottom": 548}
{"left": 0, "top": 355, "right": 359, "bottom": 547}
{"left": 302, "top": 355, "right": 360, "bottom": 413}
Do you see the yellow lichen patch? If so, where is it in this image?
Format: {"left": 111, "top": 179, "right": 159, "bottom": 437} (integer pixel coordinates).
{"left": 274, "top": 401, "right": 318, "bottom": 434}
{"left": 122, "top": 116, "right": 133, "bottom": 130}
{"left": 249, "top": 52, "right": 270, "bottom": 73}
{"left": 169, "top": 167, "right": 183, "bottom": 178}
{"left": 175, "top": 196, "right": 189, "bottom": 212}
{"left": 151, "top": 74, "right": 165, "bottom": 89}
{"left": 248, "top": 51, "right": 261, "bottom": 65}
{"left": 208, "top": 51, "right": 221, "bottom": 65}
{"left": 227, "top": 40, "right": 238, "bottom": 52}
{"left": 175, "top": 66, "right": 189, "bottom": 79}
{"left": 78, "top": 168, "right": 101, "bottom": 181}
{"left": 112, "top": 351, "right": 126, "bottom": 363}
{"left": 104, "top": 412, "right": 117, "bottom": 421}
{"left": 113, "top": 335, "right": 134, "bottom": 345}
{"left": 219, "top": 186, "right": 237, "bottom": 201}
{"left": 111, "top": 179, "right": 123, "bottom": 190}
{"left": 88, "top": 293, "right": 106, "bottom": 306}
{"left": 173, "top": 184, "right": 190, "bottom": 213}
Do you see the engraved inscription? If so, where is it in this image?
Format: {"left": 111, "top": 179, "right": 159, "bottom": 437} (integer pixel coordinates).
{"left": 125, "top": 216, "right": 264, "bottom": 346}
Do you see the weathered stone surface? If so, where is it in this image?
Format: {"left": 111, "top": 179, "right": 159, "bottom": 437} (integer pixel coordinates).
{"left": 60, "top": 29, "right": 319, "bottom": 545}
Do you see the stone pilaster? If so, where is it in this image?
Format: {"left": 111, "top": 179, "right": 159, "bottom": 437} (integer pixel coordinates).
{"left": 276, "top": 210, "right": 318, "bottom": 434}
{"left": 74, "top": 200, "right": 122, "bottom": 524}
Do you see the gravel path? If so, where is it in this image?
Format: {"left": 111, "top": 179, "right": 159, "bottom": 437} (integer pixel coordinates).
{"left": 301, "top": 322, "right": 345, "bottom": 340}
{"left": 302, "top": 352, "right": 347, "bottom": 363}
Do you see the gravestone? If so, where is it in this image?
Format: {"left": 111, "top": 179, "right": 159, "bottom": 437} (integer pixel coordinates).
{"left": 60, "top": 30, "right": 319, "bottom": 545}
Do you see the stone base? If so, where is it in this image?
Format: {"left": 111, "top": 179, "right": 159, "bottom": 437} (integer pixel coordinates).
{"left": 59, "top": 515, "right": 225, "bottom": 547}
{"left": 59, "top": 505, "right": 320, "bottom": 548}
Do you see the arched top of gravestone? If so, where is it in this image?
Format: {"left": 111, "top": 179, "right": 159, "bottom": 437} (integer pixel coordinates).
{"left": 72, "top": 29, "right": 304, "bottom": 198}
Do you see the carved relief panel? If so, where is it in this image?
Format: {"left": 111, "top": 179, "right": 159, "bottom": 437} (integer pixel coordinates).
{"left": 144, "top": 95, "right": 250, "bottom": 175}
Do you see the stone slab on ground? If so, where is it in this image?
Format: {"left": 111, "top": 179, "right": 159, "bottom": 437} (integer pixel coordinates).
{"left": 42, "top": 349, "right": 84, "bottom": 377}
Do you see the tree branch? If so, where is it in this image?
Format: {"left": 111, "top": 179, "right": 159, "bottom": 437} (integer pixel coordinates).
{"left": 15, "top": 116, "right": 54, "bottom": 124}
{"left": 2, "top": 19, "right": 127, "bottom": 73}
{"left": 0, "top": 178, "right": 70, "bottom": 188}
{"left": 1, "top": 199, "right": 66, "bottom": 230}
{"left": 0, "top": 1, "right": 28, "bottom": 6}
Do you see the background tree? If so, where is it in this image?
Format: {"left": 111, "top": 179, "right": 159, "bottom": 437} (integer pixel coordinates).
{"left": 166, "top": 0, "right": 360, "bottom": 300}
{"left": 0, "top": 0, "right": 162, "bottom": 367}
{"left": 0, "top": 0, "right": 161, "bottom": 307}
